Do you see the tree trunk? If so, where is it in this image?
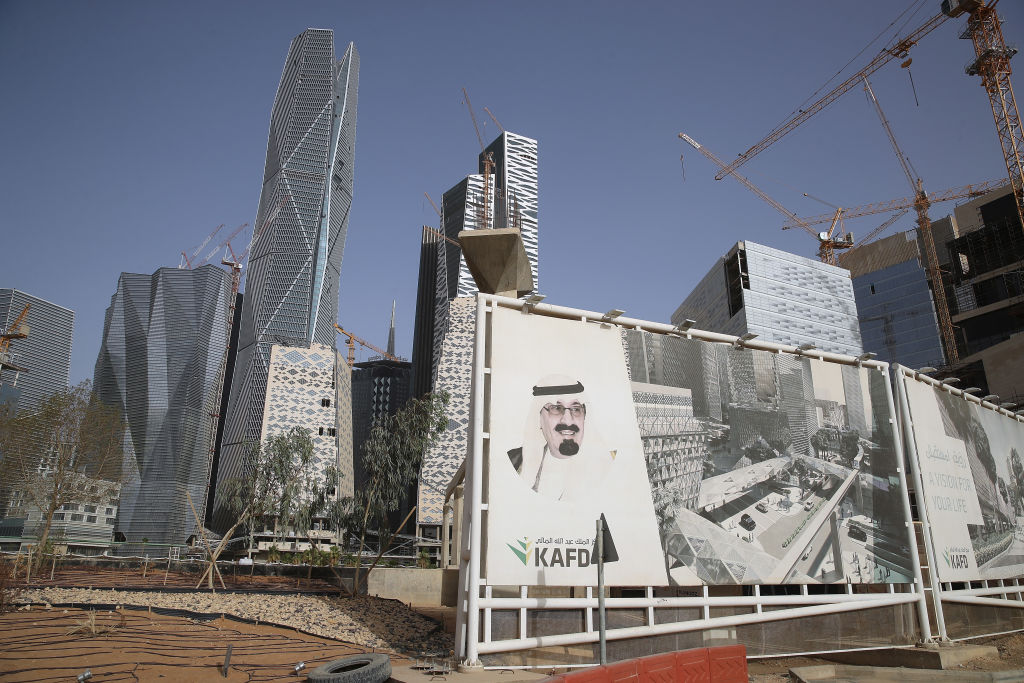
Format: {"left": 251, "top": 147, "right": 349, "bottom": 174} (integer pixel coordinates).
{"left": 352, "top": 493, "right": 374, "bottom": 596}
{"left": 356, "top": 505, "right": 417, "bottom": 595}
{"left": 33, "top": 500, "right": 60, "bottom": 574}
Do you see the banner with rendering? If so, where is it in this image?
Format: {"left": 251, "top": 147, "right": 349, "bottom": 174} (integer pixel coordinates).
{"left": 901, "top": 373, "right": 1024, "bottom": 582}
{"left": 482, "top": 305, "right": 913, "bottom": 586}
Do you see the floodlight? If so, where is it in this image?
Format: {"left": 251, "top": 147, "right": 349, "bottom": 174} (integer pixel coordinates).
{"left": 942, "top": 377, "right": 961, "bottom": 385}
{"left": 855, "top": 352, "right": 877, "bottom": 363}
{"left": 797, "top": 343, "right": 816, "bottom": 352}
{"left": 999, "top": 402, "right": 1016, "bottom": 409}
{"left": 982, "top": 395, "right": 999, "bottom": 403}
{"left": 522, "top": 293, "right": 546, "bottom": 313}
{"left": 674, "top": 318, "right": 696, "bottom": 333}
{"left": 602, "top": 309, "right": 625, "bottom": 322}
{"left": 734, "top": 332, "right": 758, "bottom": 348}
{"left": 963, "top": 387, "right": 982, "bottom": 394}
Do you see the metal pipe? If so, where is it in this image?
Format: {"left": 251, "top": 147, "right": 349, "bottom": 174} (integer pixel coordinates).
{"left": 477, "top": 592, "right": 917, "bottom": 609}
{"left": 464, "top": 295, "right": 488, "bottom": 667}
{"left": 894, "top": 364, "right": 947, "bottom": 641}
{"left": 942, "top": 595, "right": 1024, "bottom": 609}
{"left": 474, "top": 594, "right": 918, "bottom": 654}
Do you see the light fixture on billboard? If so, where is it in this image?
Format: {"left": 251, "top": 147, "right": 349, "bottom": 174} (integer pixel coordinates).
{"left": 999, "top": 402, "right": 1016, "bottom": 409}
{"left": 601, "top": 309, "right": 625, "bottom": 323}
{"left": 673, "top": 318, "right": 696, "bottom": 334}
{"left": 734, "top": 332, "right": 758, "bottom": 348}
{"left": 982, "top": 395, "right": 999, "bottom": 403}
{"left": 854, "top": 352, "right": 876, "bottom": 366}
{"left": 522, "top": 293, "right": 546, "bottom": 313}
{"left": 914, "top": 366, "right": 937, "bottom": 380}
{"left": 963, "top": 387, "right": 982, "bottom": 395}
{"left": 797, "top": 342, "right": 816, "bottom": 351}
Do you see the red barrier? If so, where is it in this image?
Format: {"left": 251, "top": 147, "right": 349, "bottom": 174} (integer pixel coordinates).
{"left": 542, "top": 645, "right": 746, "bottom": 683}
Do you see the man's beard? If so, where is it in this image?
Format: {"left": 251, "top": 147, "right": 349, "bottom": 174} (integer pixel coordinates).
{"left": 558, "top": 439, "right": 580, "bottom": 456}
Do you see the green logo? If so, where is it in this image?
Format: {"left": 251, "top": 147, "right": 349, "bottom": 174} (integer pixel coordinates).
{"left": 507, "top": 537, "right": 533, "bottom": 565}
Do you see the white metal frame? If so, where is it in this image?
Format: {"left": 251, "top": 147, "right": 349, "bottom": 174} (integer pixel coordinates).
{"left": 456, "top": 295, "right": 932, "bottom": 667}
{"left": 894, "top": 364, "right": 1024, "bottom": 642}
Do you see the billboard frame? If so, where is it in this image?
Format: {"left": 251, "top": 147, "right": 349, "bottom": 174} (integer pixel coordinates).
{"left": 456, "top": 294, "right": 932, "bottom": 667}
{"left": 894, "top": 364, "right": 1024, "bottom": 642}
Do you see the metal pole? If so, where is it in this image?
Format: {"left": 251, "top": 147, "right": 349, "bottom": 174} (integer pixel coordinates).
{"left": 597, "top": 516, "right": 607, "bottom": 665}
{"left": 464, "top": 295, "right": 488, "bottom": 667}
{"left": 892, "top": 365, "right": 945, "bottom": 641}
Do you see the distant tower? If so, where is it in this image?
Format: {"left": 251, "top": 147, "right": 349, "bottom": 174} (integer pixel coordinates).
{"left": 387, "top": 300, "right": 396, "bottom": 357}
{"left": 215, "top": 29, "right": 359, "bottom": 526}
{"left": 0, "top": 289, "right": 74, "bottom": 414}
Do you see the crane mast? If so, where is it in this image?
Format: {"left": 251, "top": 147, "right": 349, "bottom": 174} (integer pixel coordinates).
{"left": 862, "top": 76, "right": 959, "bottom": 364}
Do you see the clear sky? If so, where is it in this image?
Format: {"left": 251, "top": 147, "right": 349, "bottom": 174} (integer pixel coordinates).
{"left": 1, "top": 1, "right": 1020, "bottom": 385}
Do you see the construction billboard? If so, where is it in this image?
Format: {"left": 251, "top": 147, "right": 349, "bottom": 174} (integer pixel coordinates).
{"left": 482, "top": 304, "right": 913, "bottom": 586}
{"left": 900, "top": 370, "right": 1024, "bottom": 583}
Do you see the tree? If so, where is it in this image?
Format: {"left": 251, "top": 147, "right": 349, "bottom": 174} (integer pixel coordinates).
{"left": 0, "top": 381, "right": 124, "bottom": 572}
{"left": 345, "top": 390, "right": 448, "bottom": 595}
{"left": 840, "top": 430, "right": 861, "bottom": 465}
{"left": 197, "top": 426, "right": 317, "bottom": 590}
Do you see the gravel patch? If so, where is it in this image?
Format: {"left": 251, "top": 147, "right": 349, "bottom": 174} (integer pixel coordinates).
{"left": 18, "top": 587, "right": 453, "bottom": 654}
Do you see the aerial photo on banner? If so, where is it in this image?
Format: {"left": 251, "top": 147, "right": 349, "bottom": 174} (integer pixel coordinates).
{"left": 902, "top": 374, "right": 1024, "bottom": 583}
{"left": 483, "top": 304, "right": 914, "bottom": 587}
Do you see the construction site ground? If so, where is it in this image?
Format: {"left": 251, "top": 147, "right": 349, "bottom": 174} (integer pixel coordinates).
{"left": 6, "top": 566, "right": 1024, "bottom": 681}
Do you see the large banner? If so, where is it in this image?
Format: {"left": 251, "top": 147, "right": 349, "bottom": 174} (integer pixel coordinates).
{"left": 483, "top": 305, "right": 913, "bottom": 586}
{"left": 901, "top": 373, "right": 1024, "bottom": 582}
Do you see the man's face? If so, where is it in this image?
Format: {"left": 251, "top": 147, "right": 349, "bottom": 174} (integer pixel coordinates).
{"left": 539, "top": 396, "right": 586, "bottom": 457}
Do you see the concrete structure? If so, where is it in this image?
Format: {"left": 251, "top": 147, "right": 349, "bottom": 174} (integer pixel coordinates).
{"left": 672, "top": 241, "right": 863, "bottom": 357}
{"left": 0, "top": 289, "right": 74, "bottom": 414}
{"left": 217, "top": 29, "right": 359, "bottom": 527}
{"left": 93, "top": 266, "right": 232, "bottom": 547}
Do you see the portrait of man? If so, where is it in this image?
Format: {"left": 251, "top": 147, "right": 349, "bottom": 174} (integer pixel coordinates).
{"left": 507, "top": 375, "right": 615, "bottom": 501}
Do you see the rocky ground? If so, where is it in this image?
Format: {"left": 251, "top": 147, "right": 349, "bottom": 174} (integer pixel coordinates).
{"left": 17, "top": 586, "right": 453, "bottom": 655}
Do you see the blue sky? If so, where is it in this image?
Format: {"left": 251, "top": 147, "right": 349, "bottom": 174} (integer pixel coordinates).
{"left": 1, "top": 1, "right": 1020, "bottom": 385}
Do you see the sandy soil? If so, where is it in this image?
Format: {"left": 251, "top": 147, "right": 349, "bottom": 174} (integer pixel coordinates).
{"left": 0, "top": 605, "right": 391, "bottom": 682}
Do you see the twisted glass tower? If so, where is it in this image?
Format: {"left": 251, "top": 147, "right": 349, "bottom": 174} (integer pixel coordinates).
{"left": 216, "top": 30, "right": 358, "bottom": 524}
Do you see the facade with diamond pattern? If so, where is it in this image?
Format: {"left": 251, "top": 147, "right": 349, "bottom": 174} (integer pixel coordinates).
{"left": 93, "top": 266, "right": 232, "bottom": 546}
{"left": 216, "top": 29, "right": 358, "bottom": 526}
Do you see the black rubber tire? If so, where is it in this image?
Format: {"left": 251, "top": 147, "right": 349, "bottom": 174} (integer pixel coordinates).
{"left": 306, "top": 653, "right": 392, "bottom": 683}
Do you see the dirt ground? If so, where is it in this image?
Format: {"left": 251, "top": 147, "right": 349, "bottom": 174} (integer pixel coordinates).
{"left": 746, "top": 631, "right": 1024, "bottom": 681}
{"left": 0, "top": 605, "right": 402, "bottom": 682}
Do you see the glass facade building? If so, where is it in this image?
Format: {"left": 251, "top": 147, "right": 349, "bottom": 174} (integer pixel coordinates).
{"left": 217, "top": 29, "right": 359, "bottom": 525}
{"left": 0, "top": 289, "right": 74, "bottom": 414}
{"left": 840, "top": 230, "right": 946, "bottom": 371}
{"left": 672, "top": 241, "right": 863, "bottom": 357}
{"left": 93, "top": 266, "right": 232, "bottom": 546}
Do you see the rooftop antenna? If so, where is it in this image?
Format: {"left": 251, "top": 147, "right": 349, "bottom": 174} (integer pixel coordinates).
{"left": 386, "top": 300, "right": 396, "bottom": 357}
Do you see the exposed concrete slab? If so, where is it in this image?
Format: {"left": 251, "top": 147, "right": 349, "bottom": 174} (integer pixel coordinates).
{"left": 458, "top": 228, "right": 533, "bottom": 297}
{"left": 789, "top": 664, "right": 1024, "bottom": 682}
{"left": 819, "top": 643, "right": 999, "bottom": 670}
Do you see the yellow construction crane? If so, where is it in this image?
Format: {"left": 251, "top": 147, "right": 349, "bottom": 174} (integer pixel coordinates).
{"left": 944, "top": 0, "right": 1024, "bottom": 232}
{"left": 680, "top": 133, "right": 853, "bottom": 265}
{"left": 0, "top": 304, "right": 30, "bottom": 373}
{"left": 861, "top": 76, "right": 961, "bottom": 363}
{"left": 334, "top": 323, "right": 401, "bottom": 366}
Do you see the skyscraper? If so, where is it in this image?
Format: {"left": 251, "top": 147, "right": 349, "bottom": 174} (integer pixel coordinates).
{"left": 0, "top": 289, "right": 74, "bottom": 414}
{"left": 412, "top": 132, "right": 538, "bottom": 553}
{"left": 216, "top": 29, "right": 359, "bottom": 522}
{"left": 93, "top": 266, "right": 232, "bottom": 546}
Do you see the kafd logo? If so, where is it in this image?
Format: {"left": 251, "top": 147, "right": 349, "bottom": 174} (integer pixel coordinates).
{"left": 943, "top": 547, "right": 970, "bottom": 570}
{"left": 506, "top": 537, "right": 533, "bottom": 565}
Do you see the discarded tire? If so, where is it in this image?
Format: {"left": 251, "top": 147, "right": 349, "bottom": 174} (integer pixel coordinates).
{"left": 306, "top": 653, "right": 391, "bottom": 683}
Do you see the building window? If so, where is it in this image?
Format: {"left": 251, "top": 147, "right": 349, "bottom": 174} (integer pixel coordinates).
{"left": 327, "top": 427, "right": 336, "bottom": 437}
{"left": 106, "top": 518, "right": 116, "bottom": 525}
{"left": 321, "top": 398, "right": 331, "bottom": 407}
{"left": 84, "top": 505, "right": 96, "bottom": 513}
{"left": 53, "top": 513, "right": 64, "bottom": 521}
{"left": 71, "top": 514, "right": 83, "bottom": 522}
{"left": 318, "top": 427, "right": 324, "bottom": 436}
{"left": 105, "top": 508, "right": 114, "bottom": 516}
{"left": 87, "top": 515, "right": 97, "bottom": 523}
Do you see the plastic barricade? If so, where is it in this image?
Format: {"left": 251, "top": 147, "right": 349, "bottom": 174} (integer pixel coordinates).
{"left": 541, "top": 645, "right": 746, "bottom": 683}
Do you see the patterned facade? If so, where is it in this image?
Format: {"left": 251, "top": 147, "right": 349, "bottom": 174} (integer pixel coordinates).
{"left": 417, "top": 297, "right": 476, "bottom": 527}
{"left": 0, "top": 289, "right": 74, "bottom": 414}
{"left": 218, "top": 30, "right": 359, "bottom": 523}
{"left": 260, "top": 343, "right": 353, "bottom": 499}
{"left": 673, "top": 241, "right": 863, "bottom": 356}
{"left": 93, "top": 266, "right": 232, "bottom": 546}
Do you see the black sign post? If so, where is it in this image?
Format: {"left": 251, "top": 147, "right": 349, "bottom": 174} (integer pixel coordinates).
{"left": 595, "top": 513, "right": 618, "bottom": 665}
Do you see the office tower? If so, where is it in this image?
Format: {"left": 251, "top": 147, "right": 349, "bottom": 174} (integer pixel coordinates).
{"left": 840, "top": 230, "right": 947, "bottom": 371}
{"left": 216, "top": 29, "right": 359, "bottom": 522}
{"left": 0, "top": 289, "right": 74, "bottom": 414}
{"left": 413, "top": 132, "right": 539, "bottom": 554}
{"left": 673, "top": 241, "right": 863, "bottom": 357}
{"left": 92, "top": 266, "right": 232, "bottom": 546}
